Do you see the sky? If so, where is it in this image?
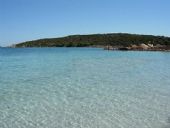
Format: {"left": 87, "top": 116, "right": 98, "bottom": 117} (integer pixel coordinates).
{"left": 0, "top": 0, "right": 170, "bottom": 46}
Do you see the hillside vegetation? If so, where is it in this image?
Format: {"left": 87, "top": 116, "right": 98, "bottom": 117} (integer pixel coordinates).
{"left": 15, "top": 33, "right": 170, "bottom": 47}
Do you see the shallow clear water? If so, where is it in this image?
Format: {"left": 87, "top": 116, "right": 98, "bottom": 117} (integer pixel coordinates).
{"left": 0, "top": 48, "right": 170, "bottom": 128}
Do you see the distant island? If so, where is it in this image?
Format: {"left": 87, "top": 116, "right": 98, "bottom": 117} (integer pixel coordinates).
{"left": 12, "top": 33, "right": 170, "bottom": 51}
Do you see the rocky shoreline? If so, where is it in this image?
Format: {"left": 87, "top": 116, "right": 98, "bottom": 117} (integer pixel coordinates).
{"left": 103, "top": 44, "right": 170, "bottom": 52}
{"left": 9, "top": 44, "right": 170, "bottom": 52}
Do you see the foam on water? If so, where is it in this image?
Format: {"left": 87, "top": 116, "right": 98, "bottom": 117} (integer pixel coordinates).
{"left": 0, "top": 48, "right": 170, "bottom": 128}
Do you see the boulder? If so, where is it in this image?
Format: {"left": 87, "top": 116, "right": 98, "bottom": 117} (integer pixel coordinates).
{"left": 118, "top": 47, "right": 129, "bottom": 50}
{"left": 130, "top": 44, "right": 138, "bottom": 50}
{"left": 155, "top": 44, "right": 163, "bottom": 48}
{"left": 148, "top": 44, "right": 154, "bottom": 48}
{"left": 104, "top": 45, "right": 114, "bottom": 50}
{"left": 139, "top": 43, "right": 149, "bottom": 50}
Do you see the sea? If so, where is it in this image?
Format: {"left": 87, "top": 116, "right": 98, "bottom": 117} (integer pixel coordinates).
{"left": 0, "top": 48, "right": 170, "bottom": 128}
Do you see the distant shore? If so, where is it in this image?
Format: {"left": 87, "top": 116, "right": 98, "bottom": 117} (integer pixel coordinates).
{"left": 102, "top": 44, "right": 170, "bottom": 52}
{"left": 9, "top": 33, "right": 170, "bottom": 52}
{"left": 8, "top": 45, "right": 170, "bottom": 52}
{"left": 10, "top": 44, "right": 170, "bottom": 52}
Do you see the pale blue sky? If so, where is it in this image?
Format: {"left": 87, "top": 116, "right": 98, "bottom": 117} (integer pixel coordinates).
{"left": 0, "top": 0, "right": 170, "bottom": 46}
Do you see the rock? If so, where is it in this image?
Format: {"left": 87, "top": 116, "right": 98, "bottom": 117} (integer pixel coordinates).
{"left": 155, "top": 44, "right": 163, "bottom": 48}
{"left": 140, "top": 43, "right": 149, "bottom": 50}
{"left": 148, "top": 44, "right": 154, "bottom": 48}
{"left": 130, "top": 44, "right": 138, "bottom": 50}
{"left": 131, "top": 44, "right": 138, "bottom": 48}
{"left": 104, "top": 46, "right": 114, "bottom": 50}
{"left": 118, "top": 47, "right": 129, "bottom": 50}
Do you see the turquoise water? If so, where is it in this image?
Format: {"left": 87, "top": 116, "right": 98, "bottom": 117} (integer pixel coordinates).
{"left": 0, "top": 48, "right": 170, "bottom": 128}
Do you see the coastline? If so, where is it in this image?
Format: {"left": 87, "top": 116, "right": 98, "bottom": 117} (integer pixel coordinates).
{"left": 8, "top": 44, "right": 170, "bottom": 52}
{"left": 102, "top": 44, "right": 170, "bottom": 52}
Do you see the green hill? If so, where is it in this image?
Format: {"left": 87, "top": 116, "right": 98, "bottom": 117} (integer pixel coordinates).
{"left": 14, "top": 33, "right": 170, "bottom": 48}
